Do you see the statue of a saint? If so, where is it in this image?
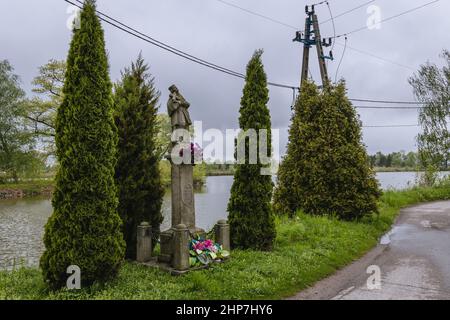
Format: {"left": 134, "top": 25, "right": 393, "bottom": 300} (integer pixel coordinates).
{"left": 167, "top": 85, "right": 192, "bottom": 131}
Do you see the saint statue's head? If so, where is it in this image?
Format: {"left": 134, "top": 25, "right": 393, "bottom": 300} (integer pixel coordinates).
{"left": 169, "top": 84, "right": 178, "bottom": 93}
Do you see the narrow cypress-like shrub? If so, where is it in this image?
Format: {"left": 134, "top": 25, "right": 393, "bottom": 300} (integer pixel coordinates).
{"left": 40, "top": 0, "right": 125, "bottom": 289}
{"left": 273, "top": 81, "right": 381, "bottom": 219}
{"left": 114, "top": 55, "right": 164, "bottom": 259}
{"left": 227, "top": 50, "right": 276, "bottom": 250}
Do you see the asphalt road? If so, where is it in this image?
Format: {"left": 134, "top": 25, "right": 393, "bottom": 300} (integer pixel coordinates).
{"left": 289, "top": 201, "right": 450, "bottom": 300}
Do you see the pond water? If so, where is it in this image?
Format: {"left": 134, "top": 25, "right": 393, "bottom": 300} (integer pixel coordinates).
{"left": 0, "top": 172, "right": 448, "bottom": 269}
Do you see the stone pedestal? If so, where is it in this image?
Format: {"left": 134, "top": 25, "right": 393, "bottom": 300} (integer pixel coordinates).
{"left": 158, "top": 162, "right": 205, "bottom": 268}
{"left": 171, "top": 164, "right": 196, "bottom": 231}
{"left": 172, "top": 224, "right": 190, "bottom": 271}
{"left": 158, "top": 229, "right": 174, "bottom": 263}
{"left": 215, "top": 219, "right": 230, "bottom": 251}
{"left": 136, "top": 222, "right": 152, "bottom": 262}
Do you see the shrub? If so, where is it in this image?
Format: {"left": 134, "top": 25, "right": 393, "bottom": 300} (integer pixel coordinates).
{"left": 114, "top": 55, "right": 164, "bottom": 258}
{"left": 227, "top": 50, "right": 276, "bottom": 250}
{"left": 274, "top": 81, "right": 381, "bottom": 219}
{"left": 40, "top": 0, "right": 125, "bottom": 289}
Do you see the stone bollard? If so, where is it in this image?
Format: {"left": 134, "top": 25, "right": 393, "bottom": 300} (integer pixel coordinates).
{"left": 172, "top": 224, "right": 190, "bottom": 272}
{"left": 215, "top": 219, "right": 230, "bottom": 251}
{"left": 136, "top": 222, "right": 152, "bottom": 262}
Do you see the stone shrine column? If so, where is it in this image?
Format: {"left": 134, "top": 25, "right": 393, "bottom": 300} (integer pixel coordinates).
{"left": 166, "top": 84, "right": 198, "bottom": 233}
{"left": 171, "top": 164, "right": 196, "bottom": 231}
{"left": 158, "top": 85, "right": 204, "bottom": 265}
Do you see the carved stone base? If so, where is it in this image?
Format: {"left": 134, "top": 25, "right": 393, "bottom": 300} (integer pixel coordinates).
{"left": 158, "top": 228, "right": 174, "bottom": 263}
{"left": 171, "top": 164, "right": 196, "bottom": 228}
{"left": 157, "top": 226, "right": 206, "bottom": 265}
{"left": 136, "top": 222, "right": 152, "bottom": 262}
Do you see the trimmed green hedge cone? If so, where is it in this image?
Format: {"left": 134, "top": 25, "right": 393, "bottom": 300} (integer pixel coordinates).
{"left": 227, "top": 50, "right": 276, "bottom": 250}
{"left": 273, "top": 80, "right": 381, "bottom": 220}
{"left": 40, "top": 0, "right": 125, "bottom": 289}
{"left": 114, "top": 55, "right": 164, "bottom": 259}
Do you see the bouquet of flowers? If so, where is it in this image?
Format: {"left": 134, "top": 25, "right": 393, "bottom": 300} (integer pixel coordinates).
{"left": 179, "top": 142, "right": 203, "bottom": 165}
{"left": 189, "top": 237, "right": 230, "bottom": 267}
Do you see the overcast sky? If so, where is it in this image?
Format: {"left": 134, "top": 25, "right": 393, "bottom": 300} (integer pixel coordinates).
{"left": 1, "top": 0, "right": 449, "bottom": 157}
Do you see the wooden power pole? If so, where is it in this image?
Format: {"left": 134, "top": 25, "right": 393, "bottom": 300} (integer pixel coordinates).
{"left": 312, "top": 13, "right": 329, "bottom": 85}
{"left": 293, "top": 5, "right": 333, "bottom": 88}
{"left": 299, "top": 10, "right": 313, "bottom": 86}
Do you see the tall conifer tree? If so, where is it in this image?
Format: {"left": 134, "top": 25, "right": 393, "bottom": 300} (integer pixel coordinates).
{"left": 40, "top": 0, "right": 125, "bottom": 289}
{"left": 227, "top": 50, "right": 276, "bottom": 250}
{"left": 114, "top": 55, "right": 164, "bottom": 259}
{"left": 274, "top": 81, "right": 381, "bottom": 219}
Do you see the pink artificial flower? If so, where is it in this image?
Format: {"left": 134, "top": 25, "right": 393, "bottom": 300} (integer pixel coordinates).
{"left": 204, "top": 239, "right": 213, "bottom": 247}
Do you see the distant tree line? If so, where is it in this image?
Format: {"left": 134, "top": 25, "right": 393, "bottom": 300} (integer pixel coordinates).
{"left": 368, "top": 151, "right": 419, "bottom": 168}
{"left": 0, "top": 58, "right": 185, "bottom": 185}
{"left": 368, "top": 151, "right": 448, "bottom": 170}
{"left": 0, "top": 60, "right": 49, "bottom": 183}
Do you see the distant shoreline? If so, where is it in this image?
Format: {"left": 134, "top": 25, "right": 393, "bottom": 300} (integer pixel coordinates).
{"left": 0, "top": 180, "right": 54, "bottom": 200}
{"left": 1, "top": 169, "right": 448, "bottom": 200}
{"left": 206, "top": 168, "right": 449, "bottom": 175}
{"left": 206, "top": 172, "right": 234, "bottom": 176}
{"left": 373, "top": 168, "right": 449, "bottom": 173}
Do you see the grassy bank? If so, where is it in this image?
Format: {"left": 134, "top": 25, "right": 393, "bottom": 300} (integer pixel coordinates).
{"left": 1, "top": 182, "right": 449, "bottom": 300}
{"left": 0, "top": 179, "right": 54, "bottom": 198}
{"left": 159, "top": 160, "right": 206, "bottom": 188}
{"left": 0, "top": 162, "right": 207, "bottom": 199}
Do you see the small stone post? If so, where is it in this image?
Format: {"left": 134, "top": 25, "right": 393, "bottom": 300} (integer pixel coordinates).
{"left": 136, "top": 222, "right": 152, "bottom": 262}
{"left": 172, "top": 224, "right": 190, "bottom": 272}
{"left": 215, "top": 219, "right": 230, "bottom": 251}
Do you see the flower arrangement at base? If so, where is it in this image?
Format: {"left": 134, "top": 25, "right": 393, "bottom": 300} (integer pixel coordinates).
{"left": 189, "top": 237, "right": 230, "bottom": 267}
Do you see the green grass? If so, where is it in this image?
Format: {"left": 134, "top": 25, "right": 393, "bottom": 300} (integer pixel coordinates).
{"left": 1, "top": 182, "right": 449, "bottom": 300}
{"left": 0, "top": 179, "right": 54, "bottom": 196}
{"left": 0, "top": 160, "right": 208, "bottom": 195}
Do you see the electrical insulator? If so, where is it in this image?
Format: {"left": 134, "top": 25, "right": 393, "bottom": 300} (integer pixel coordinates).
{"left": 293, "top": 31, "right": 302, "bottom": 42}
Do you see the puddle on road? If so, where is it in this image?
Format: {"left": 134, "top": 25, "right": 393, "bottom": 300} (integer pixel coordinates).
{"left": 420, "top": 220, "right": 431, "bottom": 228}
{"left": 379, "top": 225, "right": 417, "bottom": 245}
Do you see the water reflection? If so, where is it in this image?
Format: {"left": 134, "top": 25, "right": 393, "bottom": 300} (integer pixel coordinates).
{"left": 0, "top": 197, "right": 52, "bottom": 269}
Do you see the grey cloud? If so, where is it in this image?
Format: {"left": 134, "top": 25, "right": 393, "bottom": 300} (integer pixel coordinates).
{"left": 2, "top": 0, "right": 449, "bottom": 155}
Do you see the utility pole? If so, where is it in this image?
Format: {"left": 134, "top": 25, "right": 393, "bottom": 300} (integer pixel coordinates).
{"left": 312, "top": 12, "right": 329, "bottom": 85}
{"left": 293, "top": 5, "right": 333, "bottom": 88}
{"left": 294, "top": 6, "right": 314, "bottom": 87}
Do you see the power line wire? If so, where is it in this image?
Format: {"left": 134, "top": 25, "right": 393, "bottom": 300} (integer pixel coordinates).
{"left": 71, "top": 0, "right": 242, "bottom": 77}
{"left": 325, "top": 1, "right": 336, "bottom": 52}
{"left": 216, "top": 0, "right": 375, "bottom": 32}
{"left": 355, "top": 105, "right": 424, "bottom": 109}
{"left": 67, "top": 0, "right": 297, "bottom": 90}
{"left": 331, "top": 0, "right": 441, "bottom": 39}
{"left": 66, "top": 0, "right": 428, "bottom": 106}
{"left": 335, "top": 42, "right": 415, "bottom": 71}
{"left": 214, "top": 0, "right": 298, "bottom": 30}
{"left": 320, "top": 0, "right": 376, "bottom": 25}
{"left": 335, "top": 37, "right": 347, "bottom": 82}
{"left": 363, "top": 124, "right": 420, "bottom": 128}
{"left": 216, "top": 0, "right": 371, "bottom": 29}
{"left": 63, "top": 2, "right": 425, "bottom": 130}
{"left": 350, "top": 98, "right": 425, "bottom": 105}
{"left": 212, "top": 0, "right": 416, "bottom": 71}
{"left": 310, "top": 0, "right": 333, "bottom": 7}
